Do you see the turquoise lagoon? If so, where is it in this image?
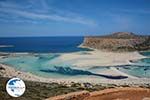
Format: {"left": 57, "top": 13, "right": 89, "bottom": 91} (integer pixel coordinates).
{"left": 0, "top": 53, "right": 118, "bottom": 79}
{"left": 0, "top": 51, "right": 150, "bottom": 79}
{"left": 116, "top": 52, "right": 150, "bottom": 78}
{"left": 0, "top": 53, "right": 84, "bottom": 79}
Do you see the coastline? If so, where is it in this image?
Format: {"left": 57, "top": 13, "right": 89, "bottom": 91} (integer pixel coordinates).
{"left": 0, "top": 49, "right": 150, "bottom": 85}
{"left": 1, "top": 62, "right": 150, "bottom": 85}
{"left": 0, "top": 50, "right": 150, "bottom": 99}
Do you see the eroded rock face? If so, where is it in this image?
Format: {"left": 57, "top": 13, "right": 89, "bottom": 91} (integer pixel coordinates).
{"left": 80, "top": 32, "right": 150, "bottom": 52}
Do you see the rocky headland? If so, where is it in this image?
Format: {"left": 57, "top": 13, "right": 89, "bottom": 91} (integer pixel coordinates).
{"left": 80, "top": 32, "right": 150, "bottom": 52}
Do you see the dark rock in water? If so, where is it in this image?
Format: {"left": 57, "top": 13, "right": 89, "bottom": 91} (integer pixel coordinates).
{"left": 20, "top": 61, "right": 25, "bottom": 63}
{"left": 144, "top": 68, "right": 147, "bottom": 71}
{"left": 80, "top": 32, "right": 150, "bottom": 52}
{"left": 122, "top": 67, "right": 130, "bottom": 70}
{"left": 40, "top": 66, "right": 128, "bottom": 79}
{"left": 88, "top": 66, "right": 109, "bottom": 70}
{"left": 143, "top": 67, "right": 150, "bottom": 71}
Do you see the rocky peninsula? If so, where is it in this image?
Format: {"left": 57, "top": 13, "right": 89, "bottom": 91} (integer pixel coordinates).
{"left": 80, "top": 32, "right": 150, "bottom": 52}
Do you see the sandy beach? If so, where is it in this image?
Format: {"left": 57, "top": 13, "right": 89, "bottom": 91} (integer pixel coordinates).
{"left": 0, "top": 50, "right": 150, "bottom": 85}
{"left": 55, "top": 50, "right": 146, "bottom": 68}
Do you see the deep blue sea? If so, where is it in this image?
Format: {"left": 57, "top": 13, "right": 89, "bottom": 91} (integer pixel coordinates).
{"left": 0, "top": 37, "right": 89, "bottom": 53}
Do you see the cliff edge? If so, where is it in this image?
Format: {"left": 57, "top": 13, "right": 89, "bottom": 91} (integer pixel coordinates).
{"left": 80, "top": 32, "right": 150, "bottom": 52}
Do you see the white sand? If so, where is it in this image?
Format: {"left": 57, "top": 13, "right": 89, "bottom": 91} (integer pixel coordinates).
{"left": 96, "top": 67, "right": 138, "bottom": 79}
{"left": 53, "top": 50, "right": 146, "bottom": 68}
{"left": 0, "top": 51, "right": 150, "bottom": 85}
{"left": 42, "top": 50, "right": 146, "bottom": 79}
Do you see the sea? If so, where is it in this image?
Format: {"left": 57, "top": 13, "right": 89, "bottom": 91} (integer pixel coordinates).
{"left": 0, "top": 37, "right": 89, "bottom": 53}
{"left": 0, "top": 37, "right": 150, "bottom": 79}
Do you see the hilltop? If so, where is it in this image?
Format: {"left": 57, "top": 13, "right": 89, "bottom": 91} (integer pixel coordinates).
{"left": 80, "top": 32, "right": 150, "bottom": 52}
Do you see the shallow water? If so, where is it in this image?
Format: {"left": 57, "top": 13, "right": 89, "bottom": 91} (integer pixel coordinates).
{"left": 0, "top": 53, "right": 104, "bottom": 79}
{"left": 116, "top": 51, "right": 150, "bottom": 78}
{"left": 0, "top": 51, "right": 150, "bottom": 78}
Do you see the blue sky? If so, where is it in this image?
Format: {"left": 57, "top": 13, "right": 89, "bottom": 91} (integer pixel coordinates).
{"left": 0, "top": 0, "right": 150, "bottom": 37}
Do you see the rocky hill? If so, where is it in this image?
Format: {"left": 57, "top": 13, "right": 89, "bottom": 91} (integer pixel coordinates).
{"left": 80, "top": 32, "right": 150, "bottom": 52}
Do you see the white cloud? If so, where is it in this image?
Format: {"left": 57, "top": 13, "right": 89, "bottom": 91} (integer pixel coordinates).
{"left": 0, "top": 8, "right": 96, "bottom": 26}
{"left": 0, "top": 0, "right": 97, "bottom": 26}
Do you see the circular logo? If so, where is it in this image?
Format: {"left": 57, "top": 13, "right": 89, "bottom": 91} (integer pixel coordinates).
{"left": 6, "top": 78, "right": 26, "bottom": 97}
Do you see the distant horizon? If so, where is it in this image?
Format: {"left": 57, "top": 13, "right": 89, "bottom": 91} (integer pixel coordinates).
{"left": 0, "top": 32, "right": 149, "bottom": 37}
{"left": 0, "top": 0, "right": 150, "bottom": 37}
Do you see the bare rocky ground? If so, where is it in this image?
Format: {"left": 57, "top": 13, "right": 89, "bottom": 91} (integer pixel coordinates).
{"left": 47, "top": 87, "right": 150, "bottom": 100}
